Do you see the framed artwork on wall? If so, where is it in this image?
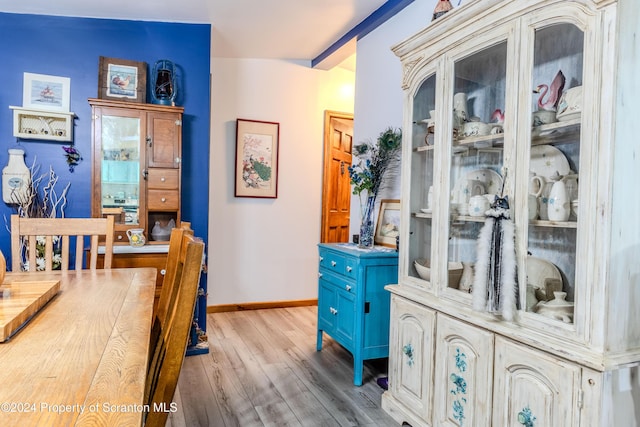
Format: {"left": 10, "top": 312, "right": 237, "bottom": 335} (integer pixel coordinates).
{"left": 375, "top": 199, "right": 400, "bottom": 247}
{"left": 23, "top": 72, "right": 71, "bottom": 112}
{"left": 234, "top": 119, "right": 280, "bottom": 198}
{"left": 97, "top": 56, "right": 147, "bottom": 103}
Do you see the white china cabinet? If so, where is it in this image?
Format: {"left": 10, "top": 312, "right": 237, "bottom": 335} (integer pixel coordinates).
{"left": 382, "top": 0, "right": 640, "bottom": 426}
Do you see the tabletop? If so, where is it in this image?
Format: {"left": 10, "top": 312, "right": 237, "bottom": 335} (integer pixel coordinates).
{"left": 0, "top": 267, "right": 156, "bottom": 427}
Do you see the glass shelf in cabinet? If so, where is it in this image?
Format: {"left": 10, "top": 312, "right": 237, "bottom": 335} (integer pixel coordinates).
{"left": 531, "top": 117, "right": 581, "bottom": 142}
{"left": 529, "top": 219, "right": 577, "bottom": 229}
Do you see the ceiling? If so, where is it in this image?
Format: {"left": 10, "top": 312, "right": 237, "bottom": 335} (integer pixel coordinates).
{"left": 0, "top": 0, "right": 389, "bottom": 64}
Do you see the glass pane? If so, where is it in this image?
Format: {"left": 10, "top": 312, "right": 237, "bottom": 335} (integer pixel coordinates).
{"left": 409, "top": 74, "right": 436, "bottom": 285}
{"left": 100, "top": 115, "right": 141, "bottom": 226}
{"left": 527, "top": 23, "right": 583, "bottom": 321}
{"left": 449, "top": 41, "right": 508, "bottom": 292}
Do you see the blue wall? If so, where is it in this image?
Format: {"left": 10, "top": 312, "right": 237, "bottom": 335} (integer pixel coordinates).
{"left": 0, "top": 13, "right": 211, "bottom": 267}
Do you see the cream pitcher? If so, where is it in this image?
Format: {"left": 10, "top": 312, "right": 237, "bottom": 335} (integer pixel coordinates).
{"left": 529, "top": 173, "right": 554, "bottom": 220}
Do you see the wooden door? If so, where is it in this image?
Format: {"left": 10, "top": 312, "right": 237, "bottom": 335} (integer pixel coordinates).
{"left": 321, "top": 111, "right": 353, "bottom": 243}
{"left": 147, "top": 110, "right": 182, "bottom": 168}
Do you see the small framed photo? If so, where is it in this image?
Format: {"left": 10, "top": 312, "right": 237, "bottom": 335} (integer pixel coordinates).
{"left": 23, "top": 72, "right": 71, "bottom": 112}
{"left": 375, "top": 199, "right": 401, "bottom": 247}
{"left": 98, "top": 56, "right": 147, "bottom": 103}
{"left": 235, "top": 119, "right": 280, "bottom": 198}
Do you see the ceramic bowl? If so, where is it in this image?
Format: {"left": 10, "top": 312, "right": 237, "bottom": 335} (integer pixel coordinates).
{"left": 151, "top": 231, "right": 171, "bottom": 241}
{"left": 461, "top": 121, "right": 492, "bottom": 138}
{"left": 414, "top": 258, "right": 464, "bottom": 285}
{"left": 532, "top": 110, "right": 557, "bottom": 126}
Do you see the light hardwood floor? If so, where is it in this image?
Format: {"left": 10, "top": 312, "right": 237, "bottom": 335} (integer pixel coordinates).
{"left": 166, "top": 306, "right": 398, "bottom": 427}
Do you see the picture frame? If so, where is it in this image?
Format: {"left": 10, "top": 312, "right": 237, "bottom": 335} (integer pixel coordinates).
{"left": 97, "top": 56, "right": 147, "bottom": 103}
{"left": 235, "top": 118, "right": 280, "bottom": 198}
{"left": 375, "top": 199, "right": 400, "bottom": 247}
{"left": 22, "top": 72, "right": 71, "bottom": 112}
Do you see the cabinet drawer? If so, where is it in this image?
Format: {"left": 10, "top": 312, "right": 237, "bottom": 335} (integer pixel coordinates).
{"left": 319, "top": 248, "right": 357, "bottom": 278}
{"left": 147, "top": 168, "right": 179, "bottom": 189}
{"left": 319, "top": 269, "right": 357, "bottom": 294}
{"left": 148, "top": 190, "right": 179, "bottom": 210}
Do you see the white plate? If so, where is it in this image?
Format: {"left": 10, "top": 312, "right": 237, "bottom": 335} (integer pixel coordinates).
{"left": 453, "top": 168, "right": 503, "bottom": 197}
{"left": 530, "top": 145, "right": 570, "bottom": 178}
{"left": 526, "top": 256, "right": 562, "bottom": 289}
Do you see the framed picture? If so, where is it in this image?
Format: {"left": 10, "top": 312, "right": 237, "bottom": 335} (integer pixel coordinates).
{"left": 97, "top": 56, "right": 147, "bottom": 103}
{"left": 235, "top": 119, "right": 280, "bottom": 198}
{"left": 23, "top": 72, "right": 71, "bottom": 112}
{"left": 375, "top": 199, "right": 400, "bottom": 247}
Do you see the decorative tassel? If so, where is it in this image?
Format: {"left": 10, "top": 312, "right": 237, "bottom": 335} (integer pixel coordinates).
{"left": 472, "top": 195, "right": 518, "bottom": 321}
{"left": 432, "top": 0, "right": 454, "bottom": 21}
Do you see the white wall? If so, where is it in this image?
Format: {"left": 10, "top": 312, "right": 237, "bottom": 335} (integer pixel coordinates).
{"left": 208, "top": 58, "right": 354, "bottom": 305}
{"left": 349, "top": 0, "right": 437, "bottom": 234}
{"left": 208, "top": 1, "right": 438, "bottom": 306}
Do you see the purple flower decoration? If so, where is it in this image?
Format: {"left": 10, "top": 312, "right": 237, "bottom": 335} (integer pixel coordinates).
{"left": 62, "top": 146, "right": 82, "bottom": 172}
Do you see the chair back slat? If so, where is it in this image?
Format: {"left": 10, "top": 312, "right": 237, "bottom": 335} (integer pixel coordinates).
{"left": 10, "top": 215, "right": 115, "bottom": 271}
{"left": 144, "top": 233, "right": 204, "bottom": 427}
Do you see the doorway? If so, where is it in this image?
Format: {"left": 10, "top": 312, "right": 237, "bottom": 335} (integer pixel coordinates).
{"left": 321, "top": 110, "right": 354, "bottom": 243}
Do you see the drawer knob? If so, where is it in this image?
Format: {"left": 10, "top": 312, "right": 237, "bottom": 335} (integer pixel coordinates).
{"left": 345, "top": 285, "right": 352, "bottom": 292}
{"left": 161, "top": 177, "right": 166, "bottom": 182}
{"left": 329, "top": 307, "right": 338, "bottom": 315}
{"left": 117, "top": 235, "right": 123, "bottom": 240}
{"left": 319, "top": 256, "right": 324, "bottom": 262}
{"left": 318, "top": 273, "right": 323, "bottom": 278}
{"left": 160, "top": 269, "right": 166, "bottom": 276}
{"left": 346, "top": 266, "right": 352, "bottom": 272}
{"left": 161, "top": 197, "right": 166, "bottom": 202}
{"left": 331, "top": 261, "right": 337, "bottom": 267}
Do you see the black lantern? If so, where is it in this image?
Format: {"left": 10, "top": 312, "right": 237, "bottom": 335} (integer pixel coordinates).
{"left": 151, "top": 59, "right": 177, "bottom": 106}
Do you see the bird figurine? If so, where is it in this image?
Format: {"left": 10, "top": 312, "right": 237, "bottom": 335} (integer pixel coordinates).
{"left": 432, "top": 0, "right": 454, "bottom": 20}
{"left": 490, "top": 109, "right": 505, "bottom": 124}
{"left": 534, "top": 70, "right": 565, "bottom": 111}
{"left": 112, "top": 75, "right": 131, "bottom": 89}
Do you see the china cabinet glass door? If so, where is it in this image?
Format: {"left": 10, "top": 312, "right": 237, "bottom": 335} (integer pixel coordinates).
{"left": 447, "top": 41, "right": 508, "bottom": 292}
{"left": 525, "top": 23, "right": 584, "bottom": 323}
{"left": 407, "top": 73, "right": 437, "bottom": 288}
{"left": 99, "top": 114, "right": 142, "bottom": 227}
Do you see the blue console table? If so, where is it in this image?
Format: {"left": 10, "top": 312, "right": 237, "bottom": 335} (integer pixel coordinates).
{"left": 316, "top": 243, "right": 398, "bottom": 386}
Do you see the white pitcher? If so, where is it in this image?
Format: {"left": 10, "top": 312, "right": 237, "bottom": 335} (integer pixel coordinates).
{"left": 547, "top": 175, "right": 570, "bottom": 221}
{"left": 529, "top": 173, "right": 554, "bottom": 220}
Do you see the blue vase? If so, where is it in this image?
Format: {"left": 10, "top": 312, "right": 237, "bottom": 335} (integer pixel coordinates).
{"left": 358, "top": 195, "right": 376, "bottom": 249}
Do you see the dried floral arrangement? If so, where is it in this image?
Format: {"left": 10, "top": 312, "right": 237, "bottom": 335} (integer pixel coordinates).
{"left": 4, "top": 159, "right": 70, "bottom": 271}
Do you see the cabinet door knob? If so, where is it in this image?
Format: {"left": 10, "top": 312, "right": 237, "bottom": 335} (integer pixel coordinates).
{"left": 331, "top": 261, "right": 337, "bottom": 267}
{"left": 318, "top": 273, "right": 323, "bottom": 278}
{"left": 345, "top": 285, "right": 352, "bottom": 292}
{"left": 117, "top": 235, "right": 123, "bottom": 240}
{"left": 160, "top": 269, "right": 166, "bottom": 276}
{"left": 346, "top": 266, "right": 352, "bottom": 272}
{"left": 146, "top": 136, "right": 152, "bottom": 146}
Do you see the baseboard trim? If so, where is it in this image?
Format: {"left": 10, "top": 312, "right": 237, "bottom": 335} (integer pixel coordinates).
{"left": 207, "top": 299, "right": 318, "bottom": 313}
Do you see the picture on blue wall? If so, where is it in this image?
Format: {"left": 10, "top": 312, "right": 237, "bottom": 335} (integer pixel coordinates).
{"left": 23, "top": 72, "right": 70, "bottom": 112}
{"left": 98, "top": 56, "right": 147, "bottom": 103}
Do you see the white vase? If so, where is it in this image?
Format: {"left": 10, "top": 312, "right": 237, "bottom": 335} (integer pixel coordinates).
{"left": 459, "top": 262, "right": 474, "bottom": 293}
{"left": 2, "top": 149, "right": 31, "bottom": 204}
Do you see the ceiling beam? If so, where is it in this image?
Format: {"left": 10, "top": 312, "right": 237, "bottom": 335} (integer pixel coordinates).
{"left": 311, "top": 0, "right": 415, "bottom": 70}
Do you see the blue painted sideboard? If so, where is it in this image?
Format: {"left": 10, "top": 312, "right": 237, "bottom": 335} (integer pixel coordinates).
{"left": 316, "top": 243, "right": 399, "bottom": 386}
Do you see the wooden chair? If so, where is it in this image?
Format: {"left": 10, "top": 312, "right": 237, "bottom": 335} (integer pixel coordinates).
{"left": 10, "top": 215, "right": 114, "bottom": 271}
{"left": 155, "top": 222, "right": 193, "bottom": 331}
{"left": 144, "top": 233, "right": 204, "bottom": 427}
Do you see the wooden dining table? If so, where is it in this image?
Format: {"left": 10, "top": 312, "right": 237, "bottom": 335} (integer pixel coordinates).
{"left": 0, "top": 267, "right": 156, "bottom": 427}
